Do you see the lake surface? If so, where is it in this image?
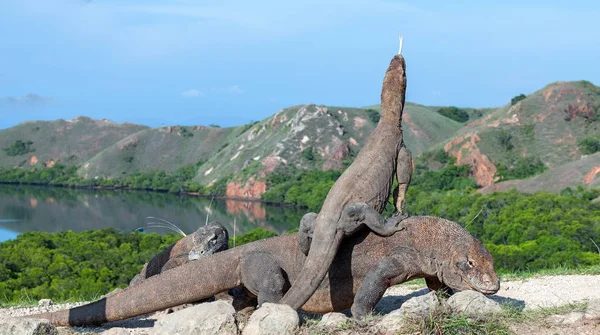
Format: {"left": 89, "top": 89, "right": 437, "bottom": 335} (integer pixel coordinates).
{"left": 0, "top": 184, "right": 306, "bottom": 243}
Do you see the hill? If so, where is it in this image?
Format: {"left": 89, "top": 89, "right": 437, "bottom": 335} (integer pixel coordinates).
{"left": 479, "top": 152, "right": 600, "bottom": 194}
{"left": 1, "top": 80, "right": 599, "bottom": 199}
{"left": 437, "top": 80, "right": 600, "bottom": 188}
{"left": 0, "top": 117, "right": 148, "bottom": 169}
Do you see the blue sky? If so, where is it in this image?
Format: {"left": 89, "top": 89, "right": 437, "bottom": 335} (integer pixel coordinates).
{"left": 1, "top": 0, "right": 599, "bottom": 129}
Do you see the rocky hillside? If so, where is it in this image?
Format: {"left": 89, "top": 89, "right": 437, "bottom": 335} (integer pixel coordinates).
{"left": 0, "top": 117, "right": 147, "bottom": 169}
{"left": 1, "top": 80, "right": 599, "bottom": 198}
{"left": 438, "top": 80, "right": 600, "bottom": 188}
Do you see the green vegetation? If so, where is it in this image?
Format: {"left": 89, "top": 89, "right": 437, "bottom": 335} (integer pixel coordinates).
{"left": 0, "top": 225, "right": 292, "bottom": 304}
{"left": 365, "top": 109, "right": 380, "bottom": 124}
{"left": 511, "top": 94, "right": 527, "bottom": 105}
{"left": 437, "top": 106, "right": 470, "bottom": 123}
{"left": 3, "top": 140, "right": 35, "bottom": 156}
{"left": 0, "top": 163, "right": 225, "bottom": 196}
{"left": 0, "top": 229, "right": 181, "bottom": 304}
{"left": 577, "top": 136, "right": 600, "bottom": 155}
{"left": 262, "top": 167, "right": 341, "bottom": 211}
{"left": 301, "top": 147, "right": 315, "bottom": 161}
{"left": 495, "top": 156, "right": 547, "bottom": 182}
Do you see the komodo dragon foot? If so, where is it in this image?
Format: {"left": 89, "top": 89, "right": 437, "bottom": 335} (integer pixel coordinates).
{"left": 298, "top": 202, "right": 408, "bottom": 255}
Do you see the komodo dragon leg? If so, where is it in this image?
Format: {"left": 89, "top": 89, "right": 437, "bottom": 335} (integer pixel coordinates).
{"left": 351, "top": 253, "right": 418, "bottom": 318}
{"left": 298, "top": 202, "right": 407, "bottom": 255}
{"left": 393, "top": 141, "right": 413, "bottom": 215}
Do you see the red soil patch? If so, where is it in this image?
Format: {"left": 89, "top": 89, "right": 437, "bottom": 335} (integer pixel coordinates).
{"left": 444, "top": 133, "right": 497, "bottom": 187}
{"left": 226, "top": 178, "right": 267, "bottom": 200}
{"left": 584, "top": 166, "right": 600, "bottom": 184}
{"left": 29, "top": 156, "right": 38, "bottom": 166}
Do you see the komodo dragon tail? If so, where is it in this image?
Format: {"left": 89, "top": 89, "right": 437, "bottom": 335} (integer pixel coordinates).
{"left": 24, "top": 247, "right": 245, "bottom": 326}
{"left": 279, "top": 229, "right": 344, "bottom": 309}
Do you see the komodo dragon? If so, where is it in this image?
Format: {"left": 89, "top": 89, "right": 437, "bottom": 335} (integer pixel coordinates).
{"left": 25, "top": 212, "right": 500, "bottom": 326}
{"left": 128, "top": 221, "right": 229, "bottom": 286}
{"left": 278, "top": 51, "right": 413, "bottom": 309}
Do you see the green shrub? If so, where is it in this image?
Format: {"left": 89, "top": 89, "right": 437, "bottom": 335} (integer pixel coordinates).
{"left": 577, "top": 136, "right": 600, "bottom": 155}
{"left": 511, "top": 94, "right": 526, "bottom": 105}
{"left": 3, "top": 140, "right": 35, "bottom": 157}
{"left": 229, "top": 228, "right": 278, "bottom": 247}
{"left": 437, "top": 107, "right": 469, "bottom": 123}
{"left": 495, "top": 156, "right": 547, "bottom": 182}
{"left": 365, "top": 109, "right": 380, "bottom": 124}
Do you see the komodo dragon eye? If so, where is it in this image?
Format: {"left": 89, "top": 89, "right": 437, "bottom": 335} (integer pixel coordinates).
{"left": 468, "top": 260, "right": 474, "bottom": 267}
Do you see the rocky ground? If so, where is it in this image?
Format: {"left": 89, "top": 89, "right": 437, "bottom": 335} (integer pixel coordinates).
{"left": 1, "top": 274, "right": 599, "bottom": 335}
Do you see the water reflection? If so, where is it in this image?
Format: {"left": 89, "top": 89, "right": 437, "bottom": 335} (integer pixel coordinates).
{"left": 0, "top": 184, "right": 305, "bottom": 242}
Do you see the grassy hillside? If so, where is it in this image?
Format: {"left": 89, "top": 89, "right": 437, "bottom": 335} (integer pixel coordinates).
{"left": 436, "top": 80, "right": 600, "bottom": 188}
{"left": 479, "top": 152, "right": 600, "bottom": 194}
{"left": 0, "top": 117, "right": 148, "bottom": 169}
{"left": 2, "top": 81, "right": 599, "bottom": 197}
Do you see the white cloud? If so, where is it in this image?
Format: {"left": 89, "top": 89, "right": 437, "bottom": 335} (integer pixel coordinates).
{"left": 227, "top": 85, "right": 244, "bottom": 94}
{"left": 181, "top": 89, "right": 204, "bottom": 97}
{"left": 0, "top": 94, "right": 54, "bottom": 108}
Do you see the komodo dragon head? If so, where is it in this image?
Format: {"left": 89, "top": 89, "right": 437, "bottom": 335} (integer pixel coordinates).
{"left": 188, "top": 221, "right": 229, "bottom": 260}
{"left": 432, "top": 221, "right": 500, "bottom": 295}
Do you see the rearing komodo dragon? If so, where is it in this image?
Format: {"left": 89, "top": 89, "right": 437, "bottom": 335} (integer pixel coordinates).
{"left": 24, "top": 213, "right": 500, "bottom": 326}
{"left": 278, "top": 50, "right": 413, "bottom": 309}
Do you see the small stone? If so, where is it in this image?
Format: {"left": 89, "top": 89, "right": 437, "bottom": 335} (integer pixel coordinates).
{"left": 400, "top": 292, "right": 441, "bottom": 320}
{"left": 38, "top": 299, "right": 53, "bottom": 307}
{"left": 0, "top": 318, "right": 58, "bottom": 335}
{"left": 585, "top": 299, "right": 600, "bottom": 319}
{"left": 150, "top": 300, "right": 237, "bottom": 335}
{"left": 317, "top": 312, "right": 349, "bottom": 329}
{"left": 376, "top": 309, "right": 405, "bottom": 334}
{"left": 242, "top": 303, "right": 299, "bottom": 335}
{"left": 446, "top": 291, "right": 502, "bottom": 319}
{"left": 547, "top": 311, "right": 585, "bottom": 325}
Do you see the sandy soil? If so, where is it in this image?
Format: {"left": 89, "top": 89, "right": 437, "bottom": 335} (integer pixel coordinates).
{"left": 1, "top": 274, "right": 599, "bottom": 334}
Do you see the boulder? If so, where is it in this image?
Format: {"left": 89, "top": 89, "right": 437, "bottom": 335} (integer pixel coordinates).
{"left": 242, "top": 303, "right": 299, "bottom": 335}
{"left": 376, "top": 309, "right": 406, "bottom": 334}
{"left": 400, "top": 292, "right": 441, "bottom": 320}
{"left": 37, "top": 300, "right": 53, "bottom": 307}
{"left": 0, "top": 318, "right": 57, "bottom": 335}
{"left": 446, "top": 291, "right": 502, "bottom": 319}
{"left": 149, "top": 300, "right": 237, "bottom": 335}
{"left": 317, "top": 312, "right": 349, "bottom": 329}
{"left": 585, "top": 299, "right": 600, "bottom": 319}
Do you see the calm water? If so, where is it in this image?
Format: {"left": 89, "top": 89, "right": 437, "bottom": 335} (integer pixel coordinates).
{"left": 0, "top": 184, "right": 306, "bottom": 243}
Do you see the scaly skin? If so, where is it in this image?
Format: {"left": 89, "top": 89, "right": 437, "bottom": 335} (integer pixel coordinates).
{"left": 279, "top": 53, "right": 413, "bottom": 309}
{"left": 24, "top": 215, "right": 499, "bottom": 326}
{"left": 129, "top": 221, "right": 229, "bottom": 286}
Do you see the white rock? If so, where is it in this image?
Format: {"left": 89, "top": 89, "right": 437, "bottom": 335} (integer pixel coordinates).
{"left": 37, "top": 299, "right": 53, "bottom": 307}
{"left": 376, "top": 309, "right": 405, "bottom": 334}
{"left": 0, "top": 318, "right": 57, "bottom": 335}
{"left": 446, "top": 291, "right": 502, "bottom": 319}
{"left": 149, "top": 300, "right": 237, "bottom": 335}
{"left": 317, "top": 312, "right": 349, "bottom": 329}
{"left": 585, "top": 299, "right": 600, "bottom": 319}
{"left": 547, "top": 311, "right": 585, "bottom": 325}
{"left": 400, "top": 292, "right": 441, "bottom": 320}
{"left": 242, "top": 303, "right": 299, "bottom": 335}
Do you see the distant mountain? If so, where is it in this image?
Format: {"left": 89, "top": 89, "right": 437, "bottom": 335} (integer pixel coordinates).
{"left": 1, "top": 80, "right": 598, "bottom": 199}
{"left": 0, "top": 117, "right": 147, "bottom": 169}
{"left": 438, "top": 81, "right": 600, "bottom": 188}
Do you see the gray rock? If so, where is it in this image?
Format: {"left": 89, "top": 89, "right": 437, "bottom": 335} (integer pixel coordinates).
{"left": 585, "top": 298, "right": 600, "bottom": 319}
{"left": 400, "top": 291, "right": 441, "bottom": 320}
{"left": 446, "top": 291, "right": 502, "bottom": 319}
{"left": 149, "top": 300, "right": 237, "bottom": 335}
{"left": 547, "top": 312, "right": 585, "bottom": 325}
{"left": 376, "top": 309, "right": 405, "bottom": 334}
{"left": 242, "top": 303, "right": 299, "bottom": 335}
{"left": 0, "top": 318, "right": 57, "bottom": 335}
{"left": 37, "top": 299, "right": 53, "bottom": 307}
{"left": 317, "top": 312, "right": 349, "bottom": 329}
